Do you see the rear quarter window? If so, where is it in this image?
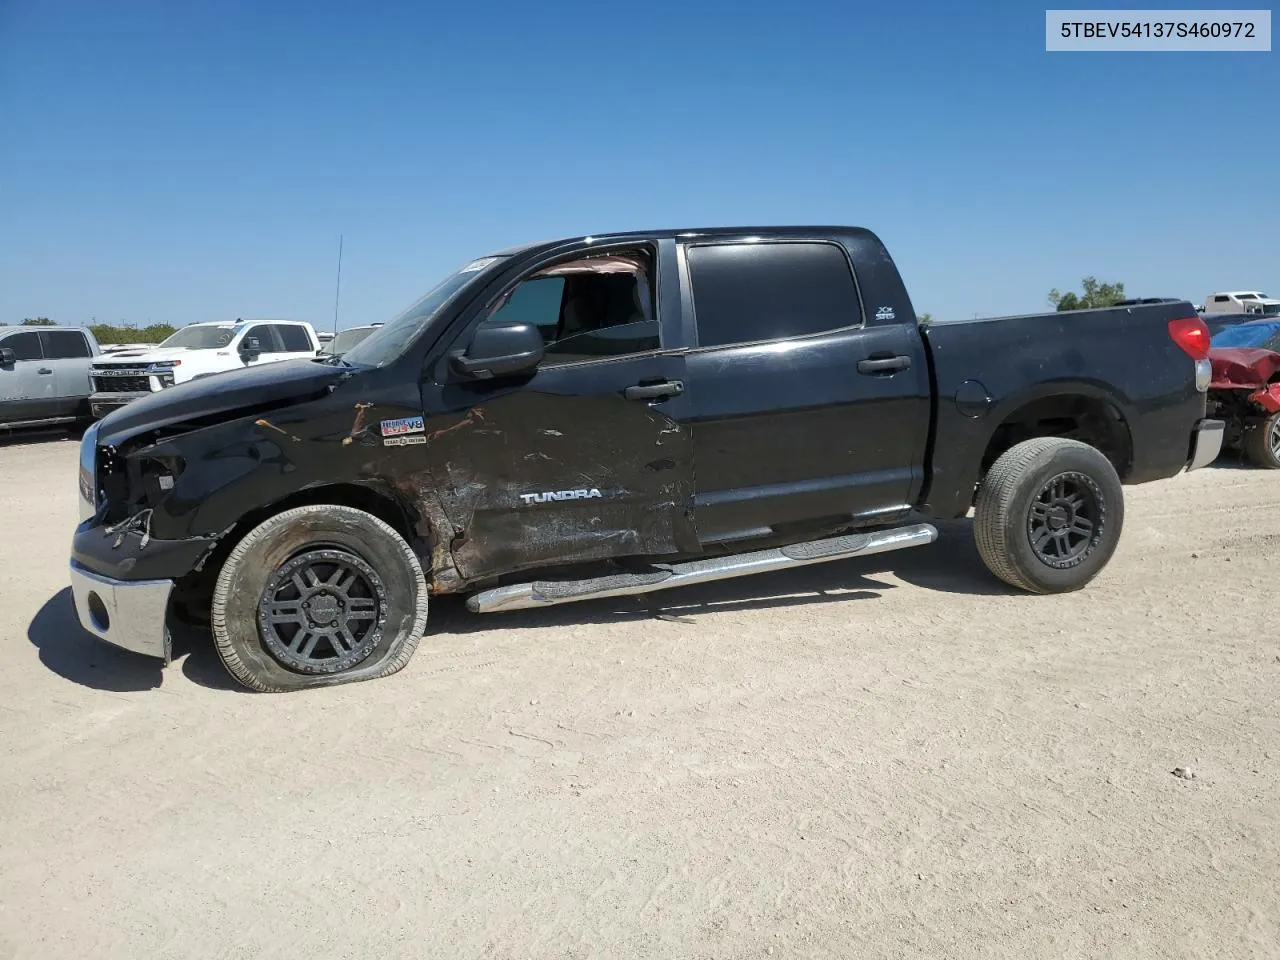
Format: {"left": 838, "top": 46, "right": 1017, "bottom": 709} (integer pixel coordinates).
{"left": 686, "top": 241, "right": 863, "bottom": 348}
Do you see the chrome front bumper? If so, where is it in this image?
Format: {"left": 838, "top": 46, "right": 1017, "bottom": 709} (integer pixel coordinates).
{"left": 69, "top": 561, "right": 174, "bottom": 662}
{"left": 1187, "top": 418, "right": 1225, "bottom": 472}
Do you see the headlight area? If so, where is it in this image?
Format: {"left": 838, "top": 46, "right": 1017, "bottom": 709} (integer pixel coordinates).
{"left": 146, "top": 360, "right": 180, "bottom": 388}
{"left": 97, "top": 445, "right": 186, "bottom": 527}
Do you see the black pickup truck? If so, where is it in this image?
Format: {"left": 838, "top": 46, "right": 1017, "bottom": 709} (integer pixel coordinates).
{"left": 69, "top": 226, "right": 1224, "bottom": 692}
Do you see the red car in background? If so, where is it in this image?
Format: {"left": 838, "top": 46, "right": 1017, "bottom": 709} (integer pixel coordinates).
{"left": 1207, "top": 317, "right": 1280, "bottom": 468}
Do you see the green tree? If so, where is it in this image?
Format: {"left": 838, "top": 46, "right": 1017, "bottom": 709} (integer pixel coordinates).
{"left": 89, "top": 322, "right": 177, "bottom": 345}
{"left": 918, "top": 312, "right": 934, "bottom": 324}
{"left": 1048, "top": 277, "right": 1126, "bottom": 312}
{"left": 21, "top": 317, "right": 55, "bottom": 326}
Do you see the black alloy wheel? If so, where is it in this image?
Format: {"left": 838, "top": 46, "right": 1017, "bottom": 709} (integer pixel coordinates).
{"left": 1026, "top": 471, "right": 1105, "bottom": 568}
{"left": 258, "top": 547, "right": 388, "bottom": 674}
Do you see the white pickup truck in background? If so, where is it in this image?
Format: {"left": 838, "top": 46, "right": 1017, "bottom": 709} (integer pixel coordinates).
{"left": 88, "top": 318, "right": 321, "bottom": 418}
{"left": 1201, "top": 291, "right": 1280, "bottom": 316}
{"left": 0, "top": 325, "right": 101, "bottom": 431}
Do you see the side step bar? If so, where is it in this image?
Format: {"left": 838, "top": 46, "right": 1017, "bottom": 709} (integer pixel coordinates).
{"left": 466, "top": 522, "right": 938, "bottom": 615}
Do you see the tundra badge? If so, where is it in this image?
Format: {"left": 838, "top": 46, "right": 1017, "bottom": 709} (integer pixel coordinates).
{"left": 520, "top": 488, "right": 604, "bottom": 505}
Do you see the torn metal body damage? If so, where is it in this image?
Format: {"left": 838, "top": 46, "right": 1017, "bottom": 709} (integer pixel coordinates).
{"left": 1209, "top": 347, "right": 1280, "bottom": 414}
{"left": 74, "top": 349, "right": 697, "bottom": 597}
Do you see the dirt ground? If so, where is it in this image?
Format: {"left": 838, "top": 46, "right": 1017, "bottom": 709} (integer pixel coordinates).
{"left": 1, "top": 434, "right": 1277, "bottom": 960}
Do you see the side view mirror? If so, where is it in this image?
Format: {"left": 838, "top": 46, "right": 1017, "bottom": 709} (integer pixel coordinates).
{"left": 0, "top": 347, "right": 15, "bottom": 365}
{"left": 449, "top": 322, "right": 544, "bottom": 380}
{"left": 240, "top": 337, "right": 261, "bottom": 356}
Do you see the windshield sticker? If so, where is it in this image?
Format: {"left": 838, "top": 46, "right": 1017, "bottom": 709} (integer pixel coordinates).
{"left": 380, "top": 415, "right": 425, "bottom": 438}
{"left": 383, "top": 435, "right": 427, "bottom": 447}
{"left": 460, "top": 257, "right": 499, "bottom": 273}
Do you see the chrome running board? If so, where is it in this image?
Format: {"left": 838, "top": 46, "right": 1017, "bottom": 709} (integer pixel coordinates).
{"left": 466, "top": 522, "right": 938, "bottom": 614}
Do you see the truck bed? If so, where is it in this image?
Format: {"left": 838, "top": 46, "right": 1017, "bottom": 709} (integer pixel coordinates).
{"left": 919, "top": 301, "right": 1207, "bottom": 518}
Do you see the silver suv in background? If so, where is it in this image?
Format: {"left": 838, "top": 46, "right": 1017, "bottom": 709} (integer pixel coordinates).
{"left": 318, "top": 323, "right": 383, "bottom": 358}
{"left": 0, "top": 326, "right": 101, "bottom": 431}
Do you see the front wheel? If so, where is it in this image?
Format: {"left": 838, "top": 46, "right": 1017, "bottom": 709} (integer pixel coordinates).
{"left": 973, "top": 437, "right": 1125, "bottom": 594}
{"left": 1243, "top": 411, "right": 1280, "bottom": 469}
{"left": 211, "top": 505, "right": 428, "bottom": 692}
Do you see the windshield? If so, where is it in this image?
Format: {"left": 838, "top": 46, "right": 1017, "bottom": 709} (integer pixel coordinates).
{"left": 323, "top": 326, "right": 379, "bottom": 355}
{"left": 160, "top": 325, "right": 237, "bottom": 349}
{"left": 341, "top": 256, "right": 508, "bottom": 368}
{"left": 1210, "top": 319, "right": 1280, "bottom": 351}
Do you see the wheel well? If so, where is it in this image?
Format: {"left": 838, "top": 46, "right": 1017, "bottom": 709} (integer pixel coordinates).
{"left": 979, "top": 395, "right": 1133, "bottom": 479}
{"left": 171, "top": 484, "right": 422, "bottom": 622}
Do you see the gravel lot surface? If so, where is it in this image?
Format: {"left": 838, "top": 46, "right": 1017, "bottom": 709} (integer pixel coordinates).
{"left": 1, "top": 435, "right": 1277, "bottom": 959}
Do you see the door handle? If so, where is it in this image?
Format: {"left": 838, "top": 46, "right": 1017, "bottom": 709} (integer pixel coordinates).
{"left": 857, "top": 356, "right": 911, "bottom": 375}
{"left": 38, "top": 368, "right": 54, "bottom": 375}
{"left": 624, "top": 380, "right": 684, "bottom": 401}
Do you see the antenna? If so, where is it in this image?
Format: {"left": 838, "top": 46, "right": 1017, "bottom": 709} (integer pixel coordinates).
{"left": 332, "top": 234, "right": 344, "bottom": 336}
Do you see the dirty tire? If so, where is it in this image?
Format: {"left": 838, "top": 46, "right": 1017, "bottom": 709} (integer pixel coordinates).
{"left": 1243, "top": 412, "right": 1280, "bottom": 469}
{"left": 211, "top": 505, "right": 428, "bottom": 692}
{"left": 973, "top": 437, "right": 1124, "bottom": 594}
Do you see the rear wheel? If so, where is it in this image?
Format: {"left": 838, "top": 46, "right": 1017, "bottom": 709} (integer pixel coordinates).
{"left": 1243, "top": 411, "right": 1280, "bottom": 469}
{"left": 974, "top": 437, "right": 1124, "bottom": 594}
{"left": 211, "top": 505, "right": 428, "bottom": 692}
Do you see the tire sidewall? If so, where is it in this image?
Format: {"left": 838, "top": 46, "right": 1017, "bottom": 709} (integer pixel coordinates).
{"left": 1246, "top": 412, "right": 1280, "bottom": 469}
{"left": 215, "top": 509, "right": 425, "bottom": 690}
{"left": 1002, "top": 444, "right": 1125, "bottom": 592}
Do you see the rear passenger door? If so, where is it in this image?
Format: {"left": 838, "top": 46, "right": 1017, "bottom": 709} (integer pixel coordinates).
{"left": 0, "top": 330, "right": 57, "bottom": 422}
{"left": 671, "top": 238, "right": 931, "bottom": 544}
{"left": 38, "top": 329, "right": 93, "bottom": 416}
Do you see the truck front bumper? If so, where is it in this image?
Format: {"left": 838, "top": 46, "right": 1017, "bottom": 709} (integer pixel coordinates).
{"left": 69, "top": 560, "right": 174, "bottom": 662}
{"left": 89, "top": 391, "right": 151, "bottom": 419}
{"left": 1187, "top": 418, "right": 1225, "bottom": 471}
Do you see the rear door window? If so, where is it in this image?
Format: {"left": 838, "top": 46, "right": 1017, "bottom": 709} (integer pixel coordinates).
{"left": 276, "top": 325, "right": 313, "bottom": 352}
{"left": 39, "top": 330, "right": 92, "bottom": 359}
{"left": 686, "top": 241, "right": 864, "bottom": 348}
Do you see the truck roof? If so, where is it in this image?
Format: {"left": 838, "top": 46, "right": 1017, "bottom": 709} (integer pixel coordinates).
{"left": 486, "top": 225, "right": 880, "bottom": 258}
{"left": 0, "top": 324, "right": 93, "bottom": 331}
{"left": 181, "top": 318, "right": 316, "bottom": 328}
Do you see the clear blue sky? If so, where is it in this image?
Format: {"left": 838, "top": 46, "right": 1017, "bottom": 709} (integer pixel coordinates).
{"left": 1, "top": 0, "right": 1275, "bottom": 329}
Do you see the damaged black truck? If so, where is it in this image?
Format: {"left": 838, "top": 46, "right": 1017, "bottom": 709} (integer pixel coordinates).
{"left": 70, "top": 226, "right": 1224, "bottom": 692}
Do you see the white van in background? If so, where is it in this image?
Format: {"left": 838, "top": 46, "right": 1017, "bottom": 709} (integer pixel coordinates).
{"left": 88, "top": 318, "right": 321, "bottom": 418}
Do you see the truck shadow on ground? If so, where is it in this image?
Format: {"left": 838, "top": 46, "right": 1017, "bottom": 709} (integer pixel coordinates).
{"left": 28, "top": 519, "right": 1013, "bottom": 693}
{"left": 27, "top": 589, "right": 241, "bottom": 694}
{"left": 0, "top": 426, "right": 84, "bottom": 447}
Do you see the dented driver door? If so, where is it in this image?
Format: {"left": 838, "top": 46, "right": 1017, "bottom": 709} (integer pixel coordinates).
{"left": 420, "top": 241, "right": 698, "bottom": 583}
{"left": 426, "top": 352, "right": 697, "bottom": 583}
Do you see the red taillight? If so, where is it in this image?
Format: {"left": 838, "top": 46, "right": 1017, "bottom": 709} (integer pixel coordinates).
{"left": 1168, "top": 316, "right": 1210, "bottom": 360}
